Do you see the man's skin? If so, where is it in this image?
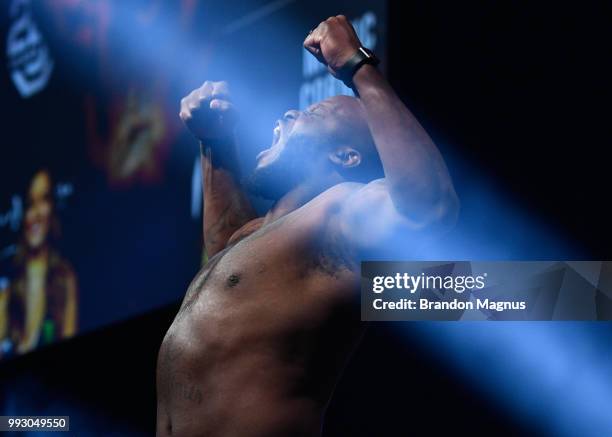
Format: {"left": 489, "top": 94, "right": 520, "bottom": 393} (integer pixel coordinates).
{"left": 157, "top": 16, "right": 459, "bottom": 437}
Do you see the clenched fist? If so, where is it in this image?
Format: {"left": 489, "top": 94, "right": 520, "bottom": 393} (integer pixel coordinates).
{"left": 303, "top": 15, "right": 362, "bottom": 76}
{"left": 179, "top": 81, "right": 237, "bottom": 142}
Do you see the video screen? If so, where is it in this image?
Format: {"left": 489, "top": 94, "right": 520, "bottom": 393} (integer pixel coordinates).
{"left": 0, "top": 0, "right": 385, "bottom": 359}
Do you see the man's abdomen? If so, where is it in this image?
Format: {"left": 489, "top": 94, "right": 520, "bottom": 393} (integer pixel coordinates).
{"left": 156, "top": 294, "right": 325, "bottom": 437}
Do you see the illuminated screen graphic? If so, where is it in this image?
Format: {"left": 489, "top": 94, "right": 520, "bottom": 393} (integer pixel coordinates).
{"left": 0, "top": 0, "right": 386, "bottom": 359}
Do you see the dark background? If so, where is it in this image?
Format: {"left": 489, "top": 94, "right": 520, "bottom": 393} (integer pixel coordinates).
{"left": 2, "top": 0, "right": 611, "bottom": 435}
{"left": 388, "top": 1, "right": 611, "bottom": 258}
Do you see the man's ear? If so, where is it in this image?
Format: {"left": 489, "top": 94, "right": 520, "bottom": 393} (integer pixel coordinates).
{"left": 328, "top": 146, "right": 362, "bottom": 169}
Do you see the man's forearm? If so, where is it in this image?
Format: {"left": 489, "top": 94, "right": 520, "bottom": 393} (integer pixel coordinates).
{"left": 200, "top": 140, "right": 257, "bottom": 257}
{"left": 178, "top": 78, "right": 258, "bottom": 257}
{"left": 353, "top": 65, "right": 458, "bottom": 224}
{"left": 200, "top": 139, "right": 244, "bottom": 180}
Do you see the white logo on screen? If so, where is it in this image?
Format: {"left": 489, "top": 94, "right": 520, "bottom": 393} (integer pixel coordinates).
{"left": 6, "top": 0, "right": 54, "bottom": 98}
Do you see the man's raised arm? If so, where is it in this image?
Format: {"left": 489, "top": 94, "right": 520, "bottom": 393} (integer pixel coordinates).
{"left": 180, "top": 81, "right": 257, "bottom": 257}
{"left": 304, "top": 16, "right": 459, "bottom": 236}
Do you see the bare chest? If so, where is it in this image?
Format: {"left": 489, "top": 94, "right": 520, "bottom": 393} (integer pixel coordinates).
{"left": 156, "top": 214, "right": 362, "bottom": 433}
{"left": 180, "top": 212, "right": 355, "bottom": 320}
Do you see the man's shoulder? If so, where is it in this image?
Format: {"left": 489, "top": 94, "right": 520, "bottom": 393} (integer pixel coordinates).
{"left": 303, "top": 182, "right": 364, "bottom": 212}
{"left": 222, "top": 180, "right": 382, "bottom": 247}
{"left": 318, "top": 180, "right": 386, "bottom": 200}
{"left": 322, "top": 181, "right": 365, "bottom": 196}
{"left": 305, "top": 180, "right": 387, "bottom": 216}
{"left": 227, "top": 217, "right": 266, "bottom": 246}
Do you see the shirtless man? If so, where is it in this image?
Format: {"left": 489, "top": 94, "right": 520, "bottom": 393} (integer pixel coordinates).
{"left": 157, "top": 16, "right": 459, "bottom": 437}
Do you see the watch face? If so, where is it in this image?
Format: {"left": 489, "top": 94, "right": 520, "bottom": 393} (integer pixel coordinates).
{"left": 358, "top": 47, "right": 372, "bottom": 58}
{"left": 359, "top": 47, "right": 380, "bottom": 66}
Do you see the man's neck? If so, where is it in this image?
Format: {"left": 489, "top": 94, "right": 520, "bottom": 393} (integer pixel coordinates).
{"left": 264, "top": 173, "right": 343, "bottom": 223}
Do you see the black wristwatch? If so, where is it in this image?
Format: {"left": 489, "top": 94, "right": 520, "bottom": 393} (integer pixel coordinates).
{"left": 335, "top": 47, "right": 380, "bottom": 88}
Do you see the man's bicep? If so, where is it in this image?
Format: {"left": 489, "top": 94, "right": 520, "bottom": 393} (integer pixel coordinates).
{"left": 335, "top": 179, "right": 414, "bottom": 253}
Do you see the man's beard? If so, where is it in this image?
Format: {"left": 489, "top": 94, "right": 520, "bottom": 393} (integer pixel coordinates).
{"left": 243, "top": 138, "right": 313, "bottom": 201}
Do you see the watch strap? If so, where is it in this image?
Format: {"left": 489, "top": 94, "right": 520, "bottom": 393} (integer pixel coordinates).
{"left": 335, "top": 47, "right": 380, "bottom": 88}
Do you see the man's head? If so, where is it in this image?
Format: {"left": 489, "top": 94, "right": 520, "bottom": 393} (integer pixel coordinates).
{"left": 245, "top": 95, "right": 383, "bottom": 200}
